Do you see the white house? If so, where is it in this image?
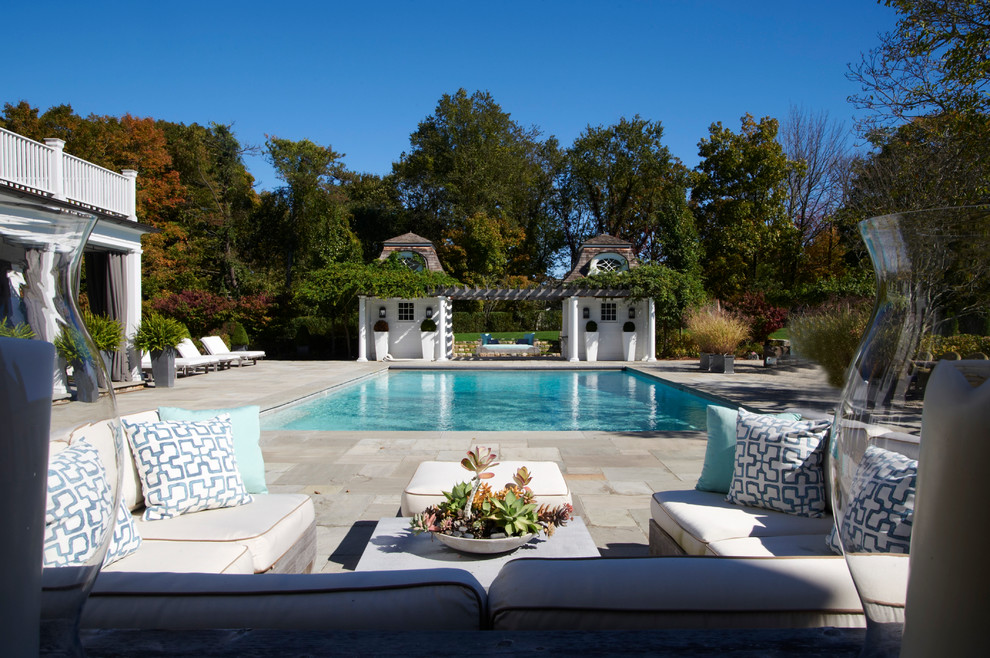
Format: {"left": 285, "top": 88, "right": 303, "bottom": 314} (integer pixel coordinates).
{"left": 0, "top": 127, "right": 153, "bottom": 382}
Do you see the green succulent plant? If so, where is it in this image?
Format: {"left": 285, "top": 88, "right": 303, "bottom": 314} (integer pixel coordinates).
{"left": 483, "top": 489, "right": 540, "bottom": 537}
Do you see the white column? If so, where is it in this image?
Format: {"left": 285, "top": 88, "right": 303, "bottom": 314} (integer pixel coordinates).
{"left": 43, "top": 139, "right": 65, "bottom": 200}
{"left": 121, "top": 169, "right": 138, "bottom": 221}
{"left": 124, "top": 250, "right": 143, "bottom": 380}
{"left": 436, "top": 296, "right": 448, "bottom": 362}
{"left": 568, "top": 296, "right": 579, "bottom": 362}
{"left": 647, "top": 299, "right": 657, "bottom": 362}
{"left": 357, "top": 296, "right": 368, "bottom": 362}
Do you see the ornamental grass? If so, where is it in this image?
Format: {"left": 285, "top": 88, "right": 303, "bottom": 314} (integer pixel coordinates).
{"left": 685, "top": 305, "right": 750, "bottom": 355}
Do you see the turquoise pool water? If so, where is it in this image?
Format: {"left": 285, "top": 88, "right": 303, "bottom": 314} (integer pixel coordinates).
{"left": 261, "top": 369, "right": 714, "bottom": 432}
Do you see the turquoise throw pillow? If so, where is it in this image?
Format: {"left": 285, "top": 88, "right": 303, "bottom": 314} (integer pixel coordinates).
{"left": 695, "top": 406, "right": 801, "bottom": 494}
{"left": 158, "top": 405, "right": 268, "bottom": 494}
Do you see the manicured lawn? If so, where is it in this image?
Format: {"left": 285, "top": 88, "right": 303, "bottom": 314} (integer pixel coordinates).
{"left": 769, "top": 328, "right": 790, "bottom": 340}
{"left": 453, "top": 331, "right": 560, "bottom": 342}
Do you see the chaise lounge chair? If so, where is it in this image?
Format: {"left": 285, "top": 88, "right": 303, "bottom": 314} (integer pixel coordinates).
{"left": 177, "top": 338, "right": 239, "bottom": 369}
{"left": 201, "top": 335, "right": 266, "bottom": 365}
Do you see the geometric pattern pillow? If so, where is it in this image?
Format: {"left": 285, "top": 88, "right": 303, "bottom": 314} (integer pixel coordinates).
{"left": 827, "top": 445, "right": 917, "bottom": 555}
{"left": 44, "top": 440, "right": 114, "bottom": 567}
{"left": 122, "top": 415, "right": 253, "bottom": 521}
{"left": 726, "top": 409, "right": 832, "bottom": 518}
{"left": 104, "top": 499, "right": 142, "bottom": 566}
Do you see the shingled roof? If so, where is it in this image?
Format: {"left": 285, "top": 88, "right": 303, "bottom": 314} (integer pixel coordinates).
{"left": 378, "top": 232, "right": 445, "bottom": 272}
{"left": 562, "top": 234, "right": 639, "bottom": 282}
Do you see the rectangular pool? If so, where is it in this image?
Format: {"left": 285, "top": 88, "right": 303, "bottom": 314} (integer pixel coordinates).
{"left": 261, "top": 369, "right": 720, "bottom": 432}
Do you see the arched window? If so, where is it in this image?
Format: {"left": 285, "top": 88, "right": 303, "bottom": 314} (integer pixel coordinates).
{"left": 590, "top": 253, "right": 627, "bottom": 275}
{"left": 397, "top": 251, "right": 425, "bottom": 272}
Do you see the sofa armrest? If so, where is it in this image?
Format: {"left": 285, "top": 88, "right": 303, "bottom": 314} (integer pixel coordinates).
{"left": 488, "top": 556, "right": 864, "bottom": 631}
{"left": 84, "top": 569, "right": 487, "bottom": 631}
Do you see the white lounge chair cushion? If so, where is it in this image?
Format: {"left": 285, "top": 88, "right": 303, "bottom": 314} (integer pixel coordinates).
{"left": 122, "top": 415, "right": 253, "bottom": 521}
{"left": 201, "top": 335, "right": 265, "bottom": 360}
{"left": 651, "top": 490, "right": 834, "bottom": 556}
{"left": 401, "top": 461, "right": 571, "bottom": 516}
{"left": 488, "top": 556, "right": 865, "bottom": 630}
{"left": 103, "top": 539, "right": 254, "bottom": 574}
{"left": 134, "top": 493, "right": 314, "bottom": 573}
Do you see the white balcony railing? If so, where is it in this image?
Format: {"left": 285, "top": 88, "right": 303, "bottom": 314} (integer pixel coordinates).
{"left": 0, "top": 126, "right": 137, "bottom": 220}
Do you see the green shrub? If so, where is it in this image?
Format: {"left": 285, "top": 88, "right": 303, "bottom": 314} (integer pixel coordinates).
{"left": 373, "top": 320, "right": 389, "bottom": 332}
{"left": 586, "top": 320, "right": 598, "bottom": 332}
{"left": 229, "top": 321, "right": 249, "bottom": 348}
{"left": 684, "top": 305, "right": 749, "bottom": 354}
{"left": 83, "top": 310, "right": 124, "bottom": 352}
{"left": 920, "top": 334, "right": 990, "bottom": 358}
{"left": 0, "top": 317, "right": 35, "bottom": 339}
{"left": 420, "top": 318, "right": 437, "bottom": 332}
{"left": 789, "top": 302, "right": 872, "bottom": 388}
{"left": 623, "top": 321, "right": 635, "bottom": 332}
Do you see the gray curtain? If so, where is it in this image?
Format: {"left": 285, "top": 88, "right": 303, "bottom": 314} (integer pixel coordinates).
{"left": 85, "top": 252, "right": 131, "bottom": 382}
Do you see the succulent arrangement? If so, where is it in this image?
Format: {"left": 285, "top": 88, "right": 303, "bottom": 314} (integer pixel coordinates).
{"left": 410, "top": 447, "right": 573, "bottom": 540}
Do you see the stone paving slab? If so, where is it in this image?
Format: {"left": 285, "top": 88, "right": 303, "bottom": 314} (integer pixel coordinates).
{"left": 48, "top": 358, "right": 841, "bottom": 574}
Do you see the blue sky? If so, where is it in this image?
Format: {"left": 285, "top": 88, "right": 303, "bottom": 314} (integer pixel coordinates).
{"left": 3, "top": 1, "right": 898, "bottom": 191}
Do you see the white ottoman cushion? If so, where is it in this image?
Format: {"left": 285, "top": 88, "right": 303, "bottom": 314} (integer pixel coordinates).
{"left": 401, "top": 461, "right": 571, "bottom": 516}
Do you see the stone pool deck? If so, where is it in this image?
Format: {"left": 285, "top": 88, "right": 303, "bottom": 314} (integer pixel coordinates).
{"left": 50, "top": 358, "right": 840, "bottom": 573}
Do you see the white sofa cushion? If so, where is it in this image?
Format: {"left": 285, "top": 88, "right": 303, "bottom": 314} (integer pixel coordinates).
{"left": 134, "top": 493, "right": 314, "bottom": 573}
{"left": 651, "top": 490, "right": 834, "bottom": 556}
{"left": 123, "top": 415, "right": 253, "bottom": 521}
{"left": 727, "top": 410, "right": 831, "bottom": 518}
{"left": 489, "top": 556, "right": 865, "bottom": 630}
{"left": 401, "top": 461, "right": 571, "bottom": 516}
{"left": 84, "top": 570, "right": 487, "bottom": 631}
{"left": 706, "top": 535, "right": 834, "bottom": 557}
{"left": 103, "top": 539, "right": 255, "bottom": 574}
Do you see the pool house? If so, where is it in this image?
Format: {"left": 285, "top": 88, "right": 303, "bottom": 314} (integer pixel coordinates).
{"left": 356, "top": 232, "right": 657, "bottom": 362}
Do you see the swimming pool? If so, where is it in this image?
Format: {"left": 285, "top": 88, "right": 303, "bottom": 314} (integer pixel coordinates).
{"left": 261, "top": 369, "right": 717, "bottom": 432}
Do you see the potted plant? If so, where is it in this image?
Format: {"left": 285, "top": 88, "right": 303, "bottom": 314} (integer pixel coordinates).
{"left": 410, "top": 447, "right": 573, "bottom": 554}
{"left": 373, "top": 319, "right": 389, "bottom": 361}
{"left": 54, "top": 326, "right": 100, "bottom": 402}
{"left": 83, "top": 310, "right": 124, "bottom": 376}
{"left": 622, "top": 320, "right": 637, "bottom": 361}
{"left": 584, "top": 320, "right": 599, "bottom": 362}
{"left": 420, "top": 318, "right": 437, "bottom": 361}
{"left": 685, "top": 305, "right": 749, "bottom": 373}
{"left": 229, "top": 321, "right": 250, "bottom": 351}
{"left": 134, "top": 312, "right": 187, "bottom": 388}
{"left": 0, "top": 318, "right": 35, "bottom": 339}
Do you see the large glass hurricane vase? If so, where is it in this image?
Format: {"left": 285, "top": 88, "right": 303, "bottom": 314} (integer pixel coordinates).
{"left": 1, "top": 206, "right": 122, "bottom": 656}
{"left": 829, "top": 207, "right": 990, "bottom": 657}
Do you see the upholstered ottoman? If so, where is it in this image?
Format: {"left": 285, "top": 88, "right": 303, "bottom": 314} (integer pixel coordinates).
{"left": 400, "top": 461, "right": 571, "bottom": 516}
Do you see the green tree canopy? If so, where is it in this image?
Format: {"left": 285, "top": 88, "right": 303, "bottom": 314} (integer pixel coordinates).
{"left": 691, "top": 114, "right": 792, "bottom": 299}
{"left": 564, "top": 116, "right": 699, "bottom": 273}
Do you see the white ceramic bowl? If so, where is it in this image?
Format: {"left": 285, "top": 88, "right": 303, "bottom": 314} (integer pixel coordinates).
{"left": 434, "top": 533, "right": 535, "bottom": 555}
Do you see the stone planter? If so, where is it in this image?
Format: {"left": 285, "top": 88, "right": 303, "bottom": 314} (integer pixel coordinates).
{"left": 699, "top": 353, "right": 711, "bottom": 370}
{"left": 373, "top": 331, "right": 389, "bottom": 361}
{"left": 150, "top": 348, "right": 176, "bottom": 388}
{"left": 584, "top": 331, "right": 599, "bottom": 362}
{"left": 711, "top": 354, "right": 734, "bottom": 374}
{"left": 622, "top": 332, "right": 637, "bottom": 361}
{"left": 420, "top": 331, "right": 436, "bottom": 360}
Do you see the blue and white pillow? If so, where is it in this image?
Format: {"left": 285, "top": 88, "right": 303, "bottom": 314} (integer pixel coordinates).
{"left": 827, "top": 445, "right": 917, "bottom": 554}
{"left": 105, "top": 500, "right": 142, "bottom": 565}
{"left": 123, "top": 415, "right": 253, "bottom": 521}
{"left": 726, "top": 409, "right": 832, "bottom": 518}
{"left": 44, "top": 441, "right": 114, "bottom": 567}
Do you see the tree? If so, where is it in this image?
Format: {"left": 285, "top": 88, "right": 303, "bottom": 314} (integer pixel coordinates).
{"left": 849, "top": 0, "right": 990, "bottom": 128}
{"left": 691, "top": 114, "right": 792, "bottom": 299}
{"left": 563, "top": 117, "right": 698, "bottom": 273}
{"left": 393, "top": 89, "right": 560, "bottom": 278}
{"left": 264, "top": 136, "right": 361, "bottom": 291}
{"left": 779, "top": 106, "right": 852, "bottom": 283}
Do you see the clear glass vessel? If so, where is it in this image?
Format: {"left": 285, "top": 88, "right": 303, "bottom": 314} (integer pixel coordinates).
{"left": 1, "top": 204, "right": 122, "bottom": 656}
{"left": 830, "top": 206, "right": 990, "bottom": 656}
